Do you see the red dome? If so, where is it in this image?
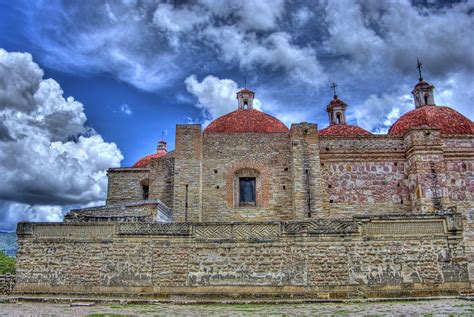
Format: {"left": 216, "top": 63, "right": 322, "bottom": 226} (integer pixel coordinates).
{"left": 319, "top": 124, "right": 371, "bottom": 136}
{"left": 133, "top": 150, "right": 167, "bottom": 168}
{"left": 204, "top": 109, "right": 289, "bottom": 133}
{"left": 388, "top": 106, "right": 473, "bottom": 136}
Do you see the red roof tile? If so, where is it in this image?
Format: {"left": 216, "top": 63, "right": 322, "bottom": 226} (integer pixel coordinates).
{"left": 133, "top": 149, "right": 167, "bottom": 168}
{"left": 388, "top": 105, "right": 473, "bottom": 136}
{"left": 319, "top": 124, "right": 372, "bottom": 136}
{"left": 204, "top": 109, "right": 289, "bottom": 133}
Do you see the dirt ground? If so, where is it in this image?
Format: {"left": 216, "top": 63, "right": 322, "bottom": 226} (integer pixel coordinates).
{"left": 0, "top": 299, "right": 473, "bottom": 316}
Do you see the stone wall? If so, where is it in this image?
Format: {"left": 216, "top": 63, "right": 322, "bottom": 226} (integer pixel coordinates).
{"left": 15, "top": 214, "right": 472, "bottom": 299}
{"left": 107, "top": 168, "right": 149, "bottom": 204}
{"left": 149, "top": 156, "right": 175, "bottom": 207}
{"left": 202, "top": 132, "right": 293, "bottom": 222}
{"left": 0, "top": 274, "right": 15, "bottom": 294}
{"left": 64, "top": 200, "right": 171, "bottom": 223}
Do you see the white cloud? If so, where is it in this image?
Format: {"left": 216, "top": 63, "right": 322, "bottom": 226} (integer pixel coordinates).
{"left": 293, "top": 7, "right": 313, "bottom": 27}
{"left": 198, "top": 0, "right": 285, "bottom": 31}
{"left": 324, "top": 0, "right": 474, "bottom": 75}
{"left": 185, "top": 75, "right": 239, "bottom": 122}
{"left": 185, "top": 75, "right": 263, "bottom": 124}
{"left": 350, "top": 88, "right": 413, "bottom": 134}
{"left": 203, "top": 27, "right": 327, "bottom": 87}
{"left": 153, "top": 3, "right": 209, "bottom": 47}
{"left": 0, "top": 49, "right": 123, "bottom": 230}
{"left": 120, "top": 103, "right": 133, "bottom": 115}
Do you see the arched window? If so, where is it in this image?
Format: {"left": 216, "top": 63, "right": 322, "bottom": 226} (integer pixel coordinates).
{"left": 336, "top": 113, "right": 341, "bottom": 124}
{"left": 424, "top": 94, "right": 428, "bottom": 105}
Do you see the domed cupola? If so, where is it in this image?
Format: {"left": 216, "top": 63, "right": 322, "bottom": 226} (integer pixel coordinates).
{"left": 389, "top": 60, "right": 473, "bottom": 136}
{"left": 204, "top": 88, "right": 289, "bottom": 133}
{"left": 412, "top": 59, "right": 435, "bottom": 108}
{"left": 133, "top": 139, "right": 168, "bottom": 168}
{"left": 319, "top": 83, "right": 371, "bottom": 136}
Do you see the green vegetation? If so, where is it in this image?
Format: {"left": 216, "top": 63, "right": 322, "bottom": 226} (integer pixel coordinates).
{"left": 0, "top": 251, "right": 15, "bottom": 275}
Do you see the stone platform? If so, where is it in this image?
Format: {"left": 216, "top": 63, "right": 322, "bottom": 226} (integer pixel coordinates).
{"left": 14, "top": 213, "right": 472, "bottom": 300}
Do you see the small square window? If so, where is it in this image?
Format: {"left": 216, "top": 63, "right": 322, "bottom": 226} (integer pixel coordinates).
{"left": 239, "top": 177, "right": 256, "bottom": 206}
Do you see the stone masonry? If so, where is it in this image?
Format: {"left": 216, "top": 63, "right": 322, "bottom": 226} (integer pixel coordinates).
{"left": 14, "top": 83, "right": 474, "bottom": 300}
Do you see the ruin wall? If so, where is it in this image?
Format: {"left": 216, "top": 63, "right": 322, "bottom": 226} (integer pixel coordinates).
{"left": 15, "top": 214, "right": 472, "bottom": 299}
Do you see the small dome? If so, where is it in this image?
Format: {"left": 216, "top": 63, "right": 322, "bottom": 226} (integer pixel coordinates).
{"left": 133, "top": 152, "right": 167, "bottom": 168}
{"left": 204, "top": 109, "right": 289, "bottom": 133}
{"left": 388, "top": 105, "right": 473, "bottom": 136}
{"left": 133, "top": 140, "right": 168, "bottom": 168}
{"left": 319, "top": 124, "right": 372, "bottom": 136}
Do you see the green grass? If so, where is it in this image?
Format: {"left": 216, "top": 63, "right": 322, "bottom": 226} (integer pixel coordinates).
{"left": 0, "top": 251, "right": 15, "bottom": 274}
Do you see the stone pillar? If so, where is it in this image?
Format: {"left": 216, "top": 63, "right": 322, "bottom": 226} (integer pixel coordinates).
{"left": 173, "top": 124, "right": 202, "bottom": 222}
{"left": 404, "top": 127, "right": 450, "bottom": 212}
{"left": 290, "top": 123, "right": 327, "bottom": 219}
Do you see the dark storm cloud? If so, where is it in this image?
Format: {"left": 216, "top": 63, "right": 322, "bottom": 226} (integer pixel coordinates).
{"left": 17, "top": 0, "right": 473, "bottom": 132}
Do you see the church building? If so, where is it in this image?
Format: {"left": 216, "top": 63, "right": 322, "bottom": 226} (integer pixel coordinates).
{"left": 14, "top": 71, "right": 474, "bottom": 300}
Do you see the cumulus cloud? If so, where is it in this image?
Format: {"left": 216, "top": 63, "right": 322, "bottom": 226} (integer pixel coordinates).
{"left": 350, "top": 88, "right": 413, "bottom": 134}
{"left": 185, "top": 75, "right": 263, "bottom": 124}
{"left": 10, "top": 0, "right": 473, "bottom": 134}
{"left": 324, "top": 0, "right": 474, "bottom": 75}
{"left": 0, "top": 49, "right": 123, "bottom": 231}
{"left": 203, "top": 27, "right": 327, "bottom": 87}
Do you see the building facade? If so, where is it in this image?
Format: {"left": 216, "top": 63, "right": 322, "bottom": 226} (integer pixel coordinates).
{"left": 15, "top": 77, "right": 474, "bottom": 300}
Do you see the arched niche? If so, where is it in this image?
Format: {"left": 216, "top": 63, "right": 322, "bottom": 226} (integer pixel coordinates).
{"left": 226, "top": 161, "right": 271, "bottom": 208}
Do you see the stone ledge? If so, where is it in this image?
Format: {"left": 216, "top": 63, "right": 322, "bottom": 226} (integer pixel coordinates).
{"left": 17, "top": 213, "right": 463, "bottom": 240}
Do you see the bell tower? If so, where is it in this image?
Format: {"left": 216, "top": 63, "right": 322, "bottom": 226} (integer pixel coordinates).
{"left": 327, "top": 82, "right": 348, "bottom": 125}
{"left": 237, "top": 88, "right": 255, "bottom": 110}
{"left": 412, "top": 59, "right": 435, "bottom": 108}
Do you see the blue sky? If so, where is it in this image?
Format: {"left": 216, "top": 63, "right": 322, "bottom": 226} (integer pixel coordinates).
{"left": 0, "top": 0, "right": 473, "bottom": 230}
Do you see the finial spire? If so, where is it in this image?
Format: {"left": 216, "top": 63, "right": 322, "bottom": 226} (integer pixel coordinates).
{"left": 244, "top": 74, "right": 247, "bottom": 89}
{"left": 416, "top": 58, "right": 423, "bottom": 81}
{"left": 331, "top": 82, "right": 338, "bottom": 99}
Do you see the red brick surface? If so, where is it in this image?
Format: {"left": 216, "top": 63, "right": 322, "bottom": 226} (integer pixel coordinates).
{"left": 133, "top": 150, "right": 167, "bottom": 168}
{"left": 204, "top": 109, "right": 289, "bottom": 133}
{"left": 318, "top": 124, "right": 371, "bottom": 136}
{"left": 389, "top": 106, "right": 473, "bottom": 136}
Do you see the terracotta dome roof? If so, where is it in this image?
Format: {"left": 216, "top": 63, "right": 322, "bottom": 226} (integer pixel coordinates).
{"left": 319, "top": 124, "right": 372, "bottom": 136}
{"left": 388, "top": 105, "right": 473, "bottom": 136}
{"left": 204, "top": 109, "right": 289, "bottom": 133}
{"left": 133, "top": 150, "right": 167, "bottom": 168}
{"left": 133, "top": 140, "right": 168, "bottom": 168}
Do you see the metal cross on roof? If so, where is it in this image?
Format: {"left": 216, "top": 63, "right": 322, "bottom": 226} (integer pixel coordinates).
{"left": 416, "top": 58, "right": 423, "bottom": 81}
{"left": 331, "top": 82, "right": 338, "bottom": 99}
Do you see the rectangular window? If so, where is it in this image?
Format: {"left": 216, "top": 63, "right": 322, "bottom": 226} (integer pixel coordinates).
{"left": 142, "top": 185, "right": 149, "bottom": 200}
{"left": 239, "top": 177, "right": 256, "bottom": 206}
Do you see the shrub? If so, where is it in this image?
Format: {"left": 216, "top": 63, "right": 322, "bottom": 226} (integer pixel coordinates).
{"left": 0, "top": 251, "right": 15, "bottom": 275}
